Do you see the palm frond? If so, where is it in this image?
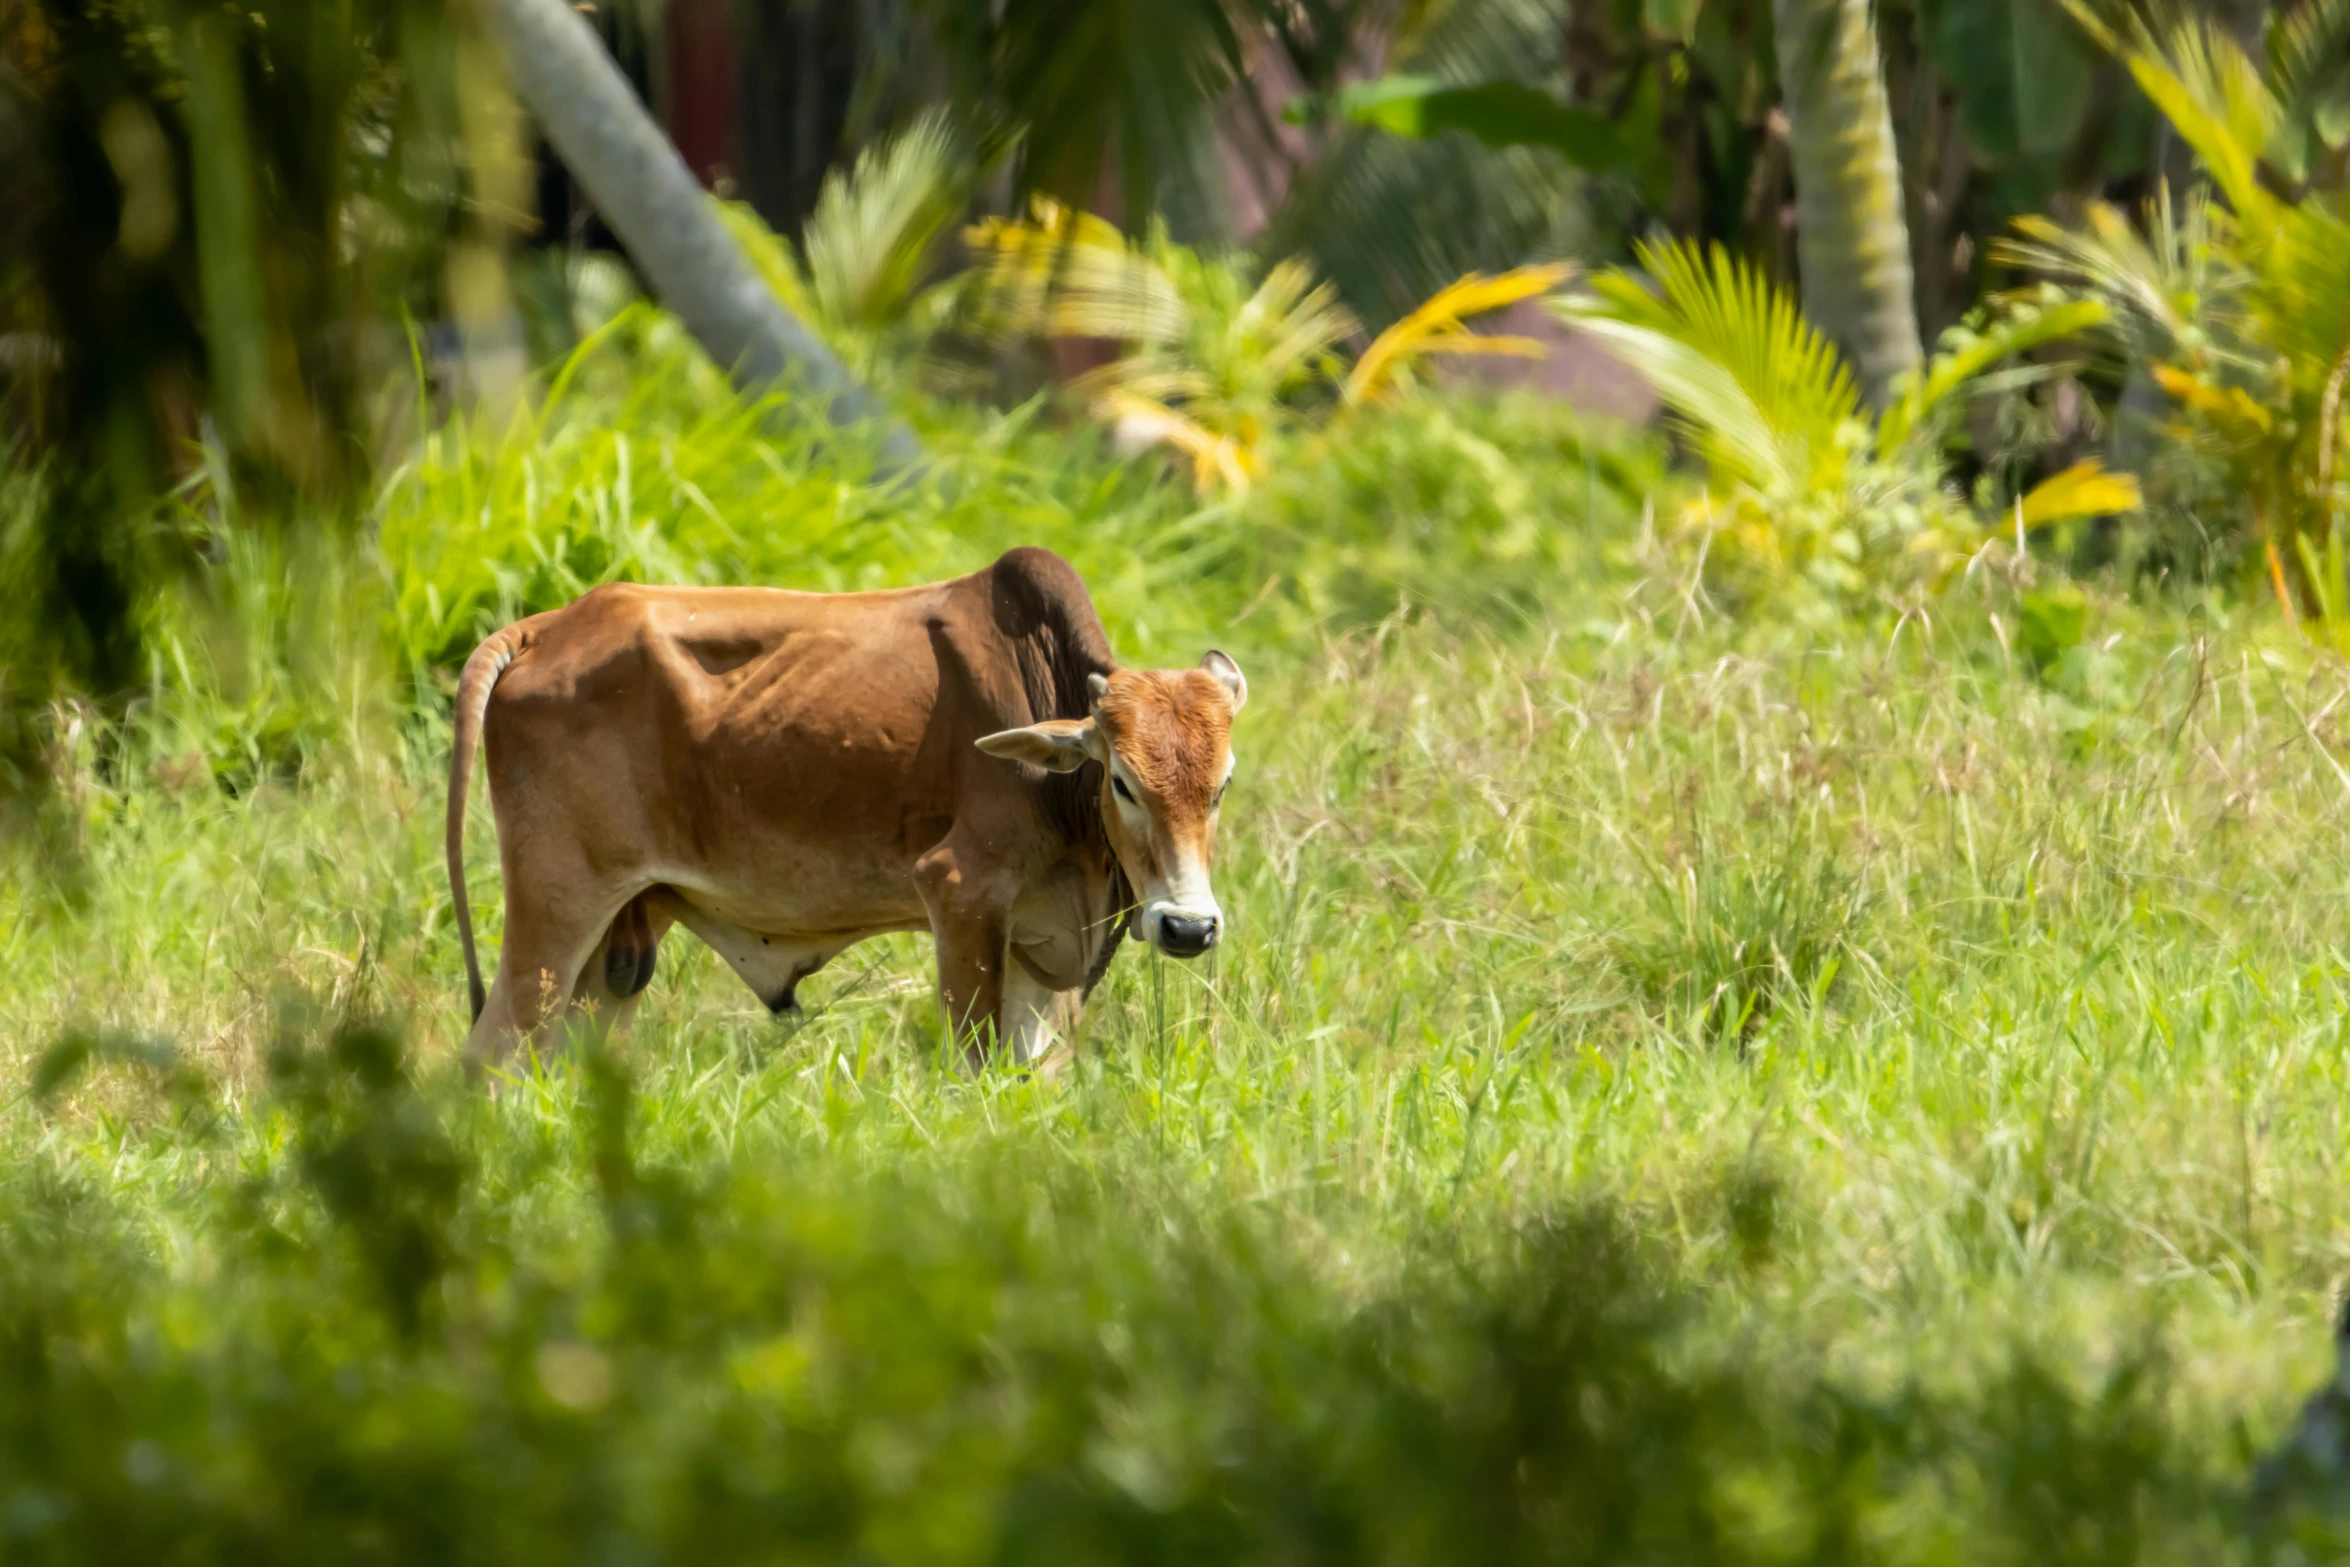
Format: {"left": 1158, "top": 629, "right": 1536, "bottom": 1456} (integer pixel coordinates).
{"left": 2148, "top": 362, "right": 2272, "bottom": 430}
{"left": 715, "top": 199, "right": 821, "bottom": 324}
{"left": 1877, "top": 295, "right": 2109, "bottom": 455}
{"left": 1341, "top": 263, "right": 1570, "bottom": 406}
{"left": 1554, "top": 241, "right": 1857, "bottom": 496}
{"left": 1997, "top": 200, "right": 2197, "bottom": 359}
{"left": 2256, "top": 202, "right": 2350, "bottom": 400}
{"left": 1067, "top": 353, "right": 1215, "bottom": 406}
{"left": 2270, "top": 0, "right": 2350, "bottom": 110}
{"left": 2058, "top": 0, "right": 2278, "bottom": 222}
{"left": 1094, "top": 388, "right": 1258, "bottom": 492}
{"left": 1233, "top": 259, "right": 1361, "bottom": 393}
{"left": 957, "top": 204, "right": 1356, "bottom": 486}
{"left": 800, "top": 111, "right": 967, "bottom": 332}
{"left": 961, "top": 198, "right": 1186, "bottom": 346}
{"left": 2268, "top": 0, "right": 2350, "bottom": 181}
{"left": 938, "top": 0, "right": 1255, "bottom": 219}
{"left": 2015, "top": 459, "right": 2144, "bottom": 526}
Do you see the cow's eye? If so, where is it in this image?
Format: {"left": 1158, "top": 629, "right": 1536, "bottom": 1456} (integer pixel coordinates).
{"left": 1212, "top": 780, "right": 1227, "bottom": 806}
{"left": 1112, "top": 774, "right": 1136, "bottom": 805}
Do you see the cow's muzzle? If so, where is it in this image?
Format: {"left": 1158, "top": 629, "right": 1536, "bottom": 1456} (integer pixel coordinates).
{"left": 1149, "top": 909, "right": 1220, "bottom": 959}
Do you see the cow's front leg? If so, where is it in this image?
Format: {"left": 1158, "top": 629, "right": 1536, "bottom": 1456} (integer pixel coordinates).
{"left": 915, "top": 839, "right": 1014, "bottom": 1069}
{"left": 1002, "top": 958, "right": 1082, "bottom": 1074}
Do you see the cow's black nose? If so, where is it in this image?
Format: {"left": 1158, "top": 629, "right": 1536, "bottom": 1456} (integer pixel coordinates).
{"left": 1158, "top": 914, "right": 1218, "bottom": 958}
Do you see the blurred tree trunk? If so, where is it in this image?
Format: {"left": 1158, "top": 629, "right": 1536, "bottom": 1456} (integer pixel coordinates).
{"left": 475, "top": 0, "right": 919, "bottom": 465}
{"left": 1771, "top": 0, "right": 1922, "bottom": 409}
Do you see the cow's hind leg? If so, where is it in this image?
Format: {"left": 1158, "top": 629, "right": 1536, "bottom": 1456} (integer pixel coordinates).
{"left": 465, "top": 875, "right": 631, "bottom": 1066}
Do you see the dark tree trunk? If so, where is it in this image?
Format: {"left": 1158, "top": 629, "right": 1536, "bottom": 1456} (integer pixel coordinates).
{"left": 735, "top": 0, "right": 884, "bottom": 240}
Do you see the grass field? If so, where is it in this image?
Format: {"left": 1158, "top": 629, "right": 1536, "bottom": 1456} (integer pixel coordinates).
{"left": 5, "top": 359, "right": 2350, "bottom": 1558}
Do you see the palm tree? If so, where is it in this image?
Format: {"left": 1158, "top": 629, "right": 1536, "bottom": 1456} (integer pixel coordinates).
{"left": 475, "top": 0, "right": 919, "bottom": 465}
{"left": 1555, "top": 238, "right": 2129, "bottom": 601}
{"left": 1771, "top": 0, "right": 1923, "bottom": 410}
{"left": 2003, "top": 0, "right": 2350, "bottom": 620}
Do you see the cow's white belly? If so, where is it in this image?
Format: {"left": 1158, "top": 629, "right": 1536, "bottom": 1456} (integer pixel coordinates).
{"left": 655, "top": 878, "right": 925, "bottom": 1013}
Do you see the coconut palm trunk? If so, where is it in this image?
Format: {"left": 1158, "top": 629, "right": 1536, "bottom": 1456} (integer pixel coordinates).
{"left": 475, "top": 0, "right": 919, "bottom": 465}
{"left": 1771, "top": 0, "right": 1923, "bottom": 409}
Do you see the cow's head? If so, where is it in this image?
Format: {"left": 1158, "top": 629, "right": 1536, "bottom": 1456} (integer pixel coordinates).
{"left": 976, "top": 652, "right": 1246, "bottom": 959}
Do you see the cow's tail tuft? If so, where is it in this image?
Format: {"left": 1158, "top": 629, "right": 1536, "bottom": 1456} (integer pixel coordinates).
{"left": 447, "top": 623, "right": 528, "bottom": 1022}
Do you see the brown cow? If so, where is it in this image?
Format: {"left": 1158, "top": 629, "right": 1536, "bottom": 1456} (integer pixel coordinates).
{"left": 443, "top": 547, "right": 1244, "bottom": 1066}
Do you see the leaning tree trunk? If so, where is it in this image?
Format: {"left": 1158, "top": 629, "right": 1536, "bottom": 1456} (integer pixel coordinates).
{"left": 1771, "top": 0, "right": 1923, "bottom": 410}
{"left": 474, "top": 0, "right": 920, "bottom": 467}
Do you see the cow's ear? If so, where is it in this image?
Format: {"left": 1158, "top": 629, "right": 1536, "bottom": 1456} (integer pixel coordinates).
{"left": 977, "top": 718, "right": 1098, "bottom": 773}
{"left": 1200, "top": 650, "right": 1247, "bottom": 713}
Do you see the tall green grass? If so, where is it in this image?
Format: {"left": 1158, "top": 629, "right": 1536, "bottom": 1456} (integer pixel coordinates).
{"left": 4, "top": 336, "right": 2349, "bottom": 1556}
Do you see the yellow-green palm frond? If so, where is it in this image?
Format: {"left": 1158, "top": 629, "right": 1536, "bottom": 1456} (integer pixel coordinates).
{"left": 961, "top": 198, "right": 1186, "bottom": 346}
{"left": 1234, "top": 259, "right": 1360, "bottom": 394}
{"left": 1341, "top": 263, "right": 1571, "bottom": 407}
{"left": 2257, "top": 202, "right": 2350, "bottom": 398}
{"left": 962, "top": 197, "right": 1129, "bottom": 270}
{"left": 800, "top": 111, "right": 966, "bottom": 332}
{"left": 2268, "top": 0, "right": 2350, "bottom": 180}
{"left": 2271, "top": 0, "right": 2350, "bottom": 101}
{"left": 1878, "top": 294, "right": 2109, "bottom": 455}
{"left": 1554, "top": 240, "right": 1858, "bottom": 497}
{"left": 1067, "top": 353, "right": 1214, "bottom": 407}
{"left": 2150, "top": 362, "right": 2276, "bottom": 438}
{"left": 962, "top": 203, "right": 1352, "bottom": 452}
{"left": 2058, "top": 0, "right": 2278, "bottom": 224}
{"left": 1040, "top": 251, "right": 1190, "bottom": 346}
{"left": 1094, "top": 389, "right": 1259, "bottom": 492}
{"left": 714, "top": 199, "right": 821, "bottom": 324}
{"left": 2014, "top": 460, "right": 2145, "bottom": 528}
{"left": 1997, "top": 200, "right": 2194, "bottom": 354}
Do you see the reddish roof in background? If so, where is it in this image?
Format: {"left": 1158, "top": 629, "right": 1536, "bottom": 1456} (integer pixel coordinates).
{"left": 666, "top": 0, "right": 739, "bottom": 188}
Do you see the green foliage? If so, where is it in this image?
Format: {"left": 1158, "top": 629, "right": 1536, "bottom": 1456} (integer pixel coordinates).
{"left": 961, "top": 201, "right": 1360, "bottom": 420}
{"left": 2265, "top": 0, "right": 2350, "bottom": 186}
{"left": 1567, "top": 238, "right": 1864, "bottom": 499}
{"left": 1261, "top": 0, "right": 1590, "bottom": 332}
{"left": 2016, "top": 581, "right": 2090, "bottom": 678}
{"left": 1555, "top": 239, "right": 2131, "bottom": 603}
{"left": 0, "top": 0, "right": 487, "bottom": 851}
{"left": 0, "top": 1016, "right": 2226, "bottom": 1560}
{"left": 2010, "top": 1, "right": 2350, "bottom": 619}
{"left": 17, "top": 443, "right": 2350, "bottom": 1548}
{"left": 916, "top": 0, "right": 1353, "bottom": 223}
{"left": 957, "top": 202, "right": 1566, "bottom": 491}
{"left": 717, "top": 112, "right": 972, "bottom": 378}
{"left": 1302, "top": 74, "right": 1632, "bottom": 171}
{"left": 359, "top": 310, "right": 1657, "bottom": 743}
{"left": 800, "top": 114, "right": 969, "bottom": 333}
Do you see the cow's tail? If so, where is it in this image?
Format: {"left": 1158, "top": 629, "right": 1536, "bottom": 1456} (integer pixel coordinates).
{"left": 447, "top": 622, "right": 530, "bottom": 1022}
